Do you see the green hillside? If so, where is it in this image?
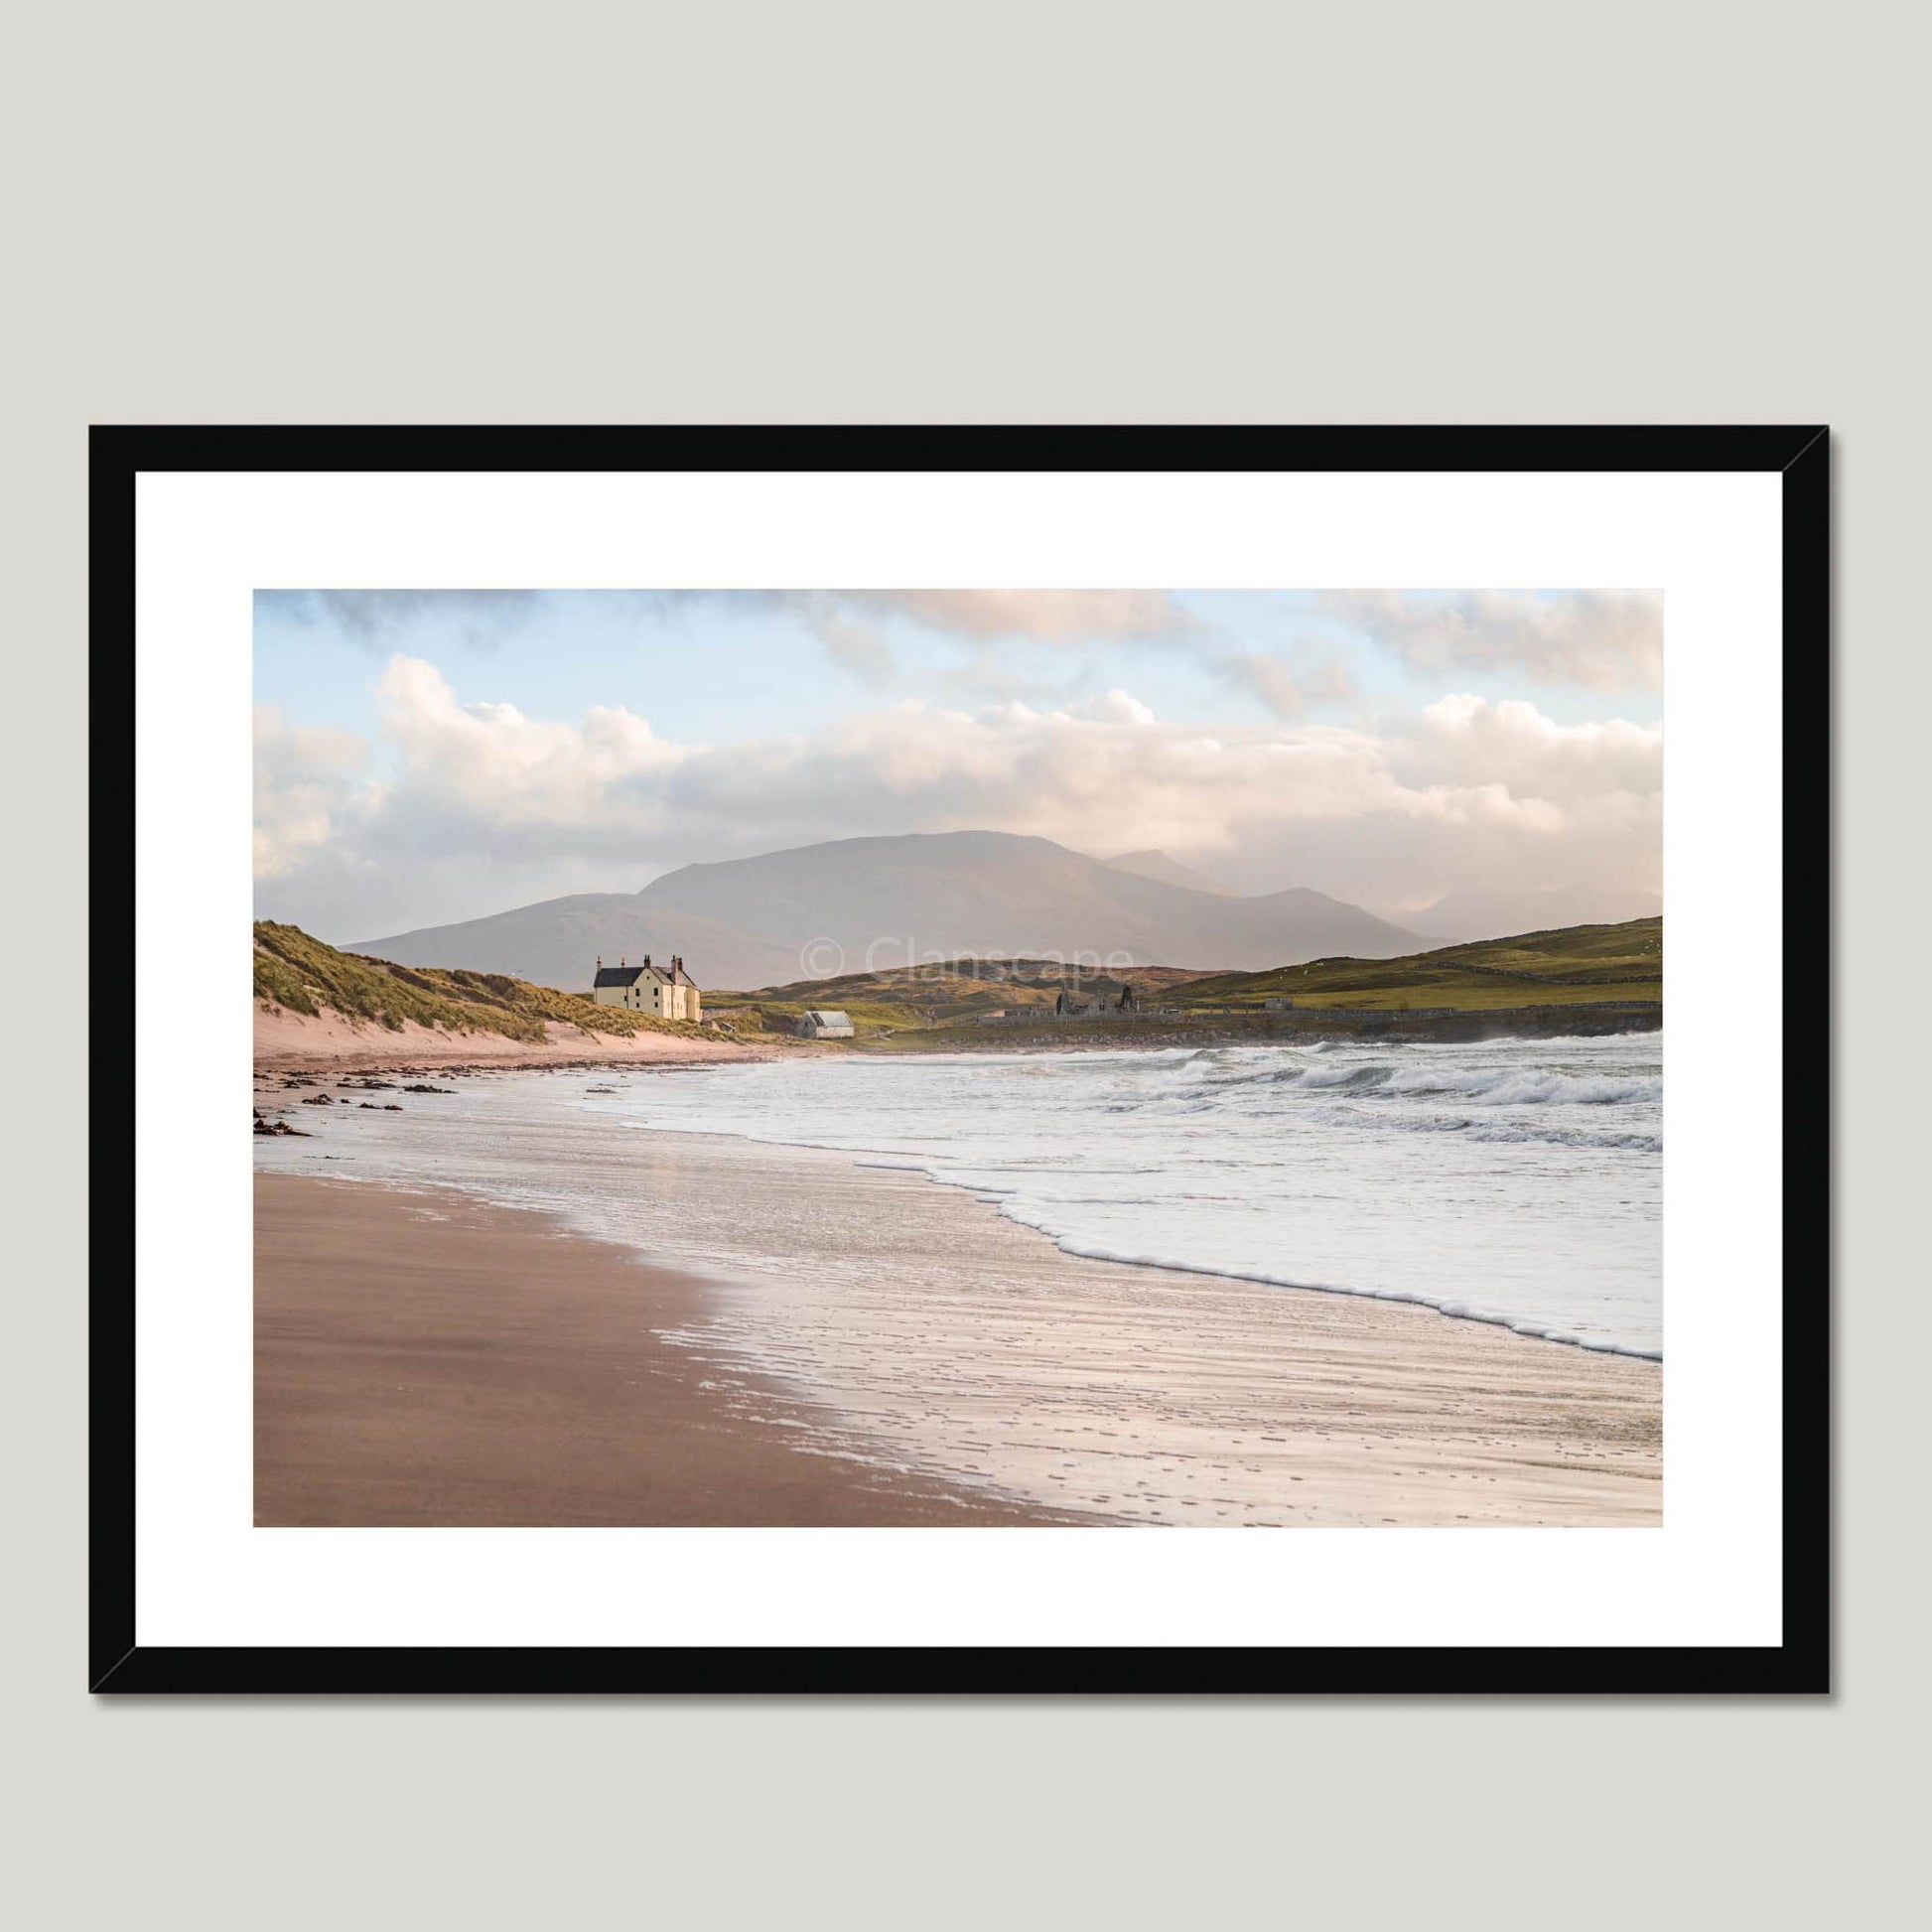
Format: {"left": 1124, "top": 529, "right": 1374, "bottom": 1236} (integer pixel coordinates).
{"left": 253, "top": 921, "right": 707, "bottom": 1041}
{"left": 1176, "top": 917, "right": 1663, "bottom": 1013}
{"left": 710, "top": 958, "right": 1207, "bottom": 1038}
{"left": 709, "top": 925, "right": 1661, "bottom": 1041}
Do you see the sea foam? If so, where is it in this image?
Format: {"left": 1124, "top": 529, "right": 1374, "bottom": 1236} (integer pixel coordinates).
{"left": 581, "top": 1032, "right": 1665, "bottom": 1358}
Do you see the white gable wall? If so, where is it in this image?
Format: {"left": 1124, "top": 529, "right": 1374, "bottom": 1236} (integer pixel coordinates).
{"left": 591, "top": 968, "right": 701, "bottom": 1022}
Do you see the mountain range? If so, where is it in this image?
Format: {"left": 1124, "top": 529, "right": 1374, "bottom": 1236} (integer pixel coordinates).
{"left": 1098, "top": 849, "right": 1236, "bottom": 896}
{"left": 351, "top": 831, "right": 1421, "bottom": 991}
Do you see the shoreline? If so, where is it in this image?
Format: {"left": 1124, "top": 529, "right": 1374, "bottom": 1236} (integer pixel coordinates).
{"left": 255, "top": 1089, "right": 1663, "bottom": 1524}
{"left": 509, "top": 1115, "right": 1665, "bottom": 1365}
{"left": 256, "top": 993, "right": 1658, "bottom": 1075}
{"left": 256, "top": 1173, "right": 1065, "bottom": 1526}
{"left": 256, "top": 1073, "right": 1658, "bottom": 1364}
{"left": 857, "top": 1001, "right": 1661, "bottom": 1054}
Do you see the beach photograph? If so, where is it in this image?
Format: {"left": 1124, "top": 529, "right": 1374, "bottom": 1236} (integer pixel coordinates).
{"left": 27, "top": 0, "right": 1887, "bottom": 1913}
{"left": 252, "top": 587, "right": 1665, "bottom": 1529}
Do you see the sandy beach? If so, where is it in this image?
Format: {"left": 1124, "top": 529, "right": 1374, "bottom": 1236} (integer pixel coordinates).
{"left": 256, "top": 1174, "right": 1057, "bottom": 1525}
{"left": 255, "top": 1065, "right": 1662, "bottom": 1526}
{"left": 254, "top": 1003, "right": 787, "bottom": 1074}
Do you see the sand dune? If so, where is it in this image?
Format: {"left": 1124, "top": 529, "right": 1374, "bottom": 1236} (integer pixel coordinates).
{"left": 254, "top": 1002, "right": 783, "bottom": 1073}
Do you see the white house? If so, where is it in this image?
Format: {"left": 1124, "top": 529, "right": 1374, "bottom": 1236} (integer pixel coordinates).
{"left": 592, "top": 954, "right": 702, "bottom": 1023}
{"left": 794, "top": 1009, "right": 855, "bottom": 1039}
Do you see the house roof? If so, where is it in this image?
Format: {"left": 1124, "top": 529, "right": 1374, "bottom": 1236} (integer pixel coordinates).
{"left": 597, "top": 959, "right": 695, "bottom": 988}
{"left": 596, "top": 964, "right": 671, "bottom": 988}
{"left": 802, "top": 1010, "right": 853, "bottom": 1026}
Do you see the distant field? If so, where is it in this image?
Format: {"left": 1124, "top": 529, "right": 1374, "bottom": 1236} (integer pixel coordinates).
{"left": 1286, "top": 980, "right": 1659, "bottom": 1011}
{"left": 714, "top": 921, "right": 1661, "bottom": 1039}
{"left": 709, "top": 958, "right": 1204, "bottom": 1039}
{"left": 1175, "top": 918, "right": 1662, "bottom": 1014}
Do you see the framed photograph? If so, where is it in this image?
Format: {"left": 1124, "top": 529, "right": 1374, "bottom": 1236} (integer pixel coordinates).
{"left": 92, "top": 425, "right": 1827, "bottom": 1693}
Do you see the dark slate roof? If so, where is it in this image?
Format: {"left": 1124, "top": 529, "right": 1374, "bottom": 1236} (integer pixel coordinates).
{"left": 597, "top": 959, "right": 690, "bottom": 988}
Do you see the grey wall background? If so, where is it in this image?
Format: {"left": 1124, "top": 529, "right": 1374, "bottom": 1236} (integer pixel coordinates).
{"left": 7, "top": 2, "right": 1917, "bottom": 1925}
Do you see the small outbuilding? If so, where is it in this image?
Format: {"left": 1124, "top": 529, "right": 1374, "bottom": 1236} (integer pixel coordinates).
{"left": 794, "top": 1009, "right": 856, "bottom": 1039}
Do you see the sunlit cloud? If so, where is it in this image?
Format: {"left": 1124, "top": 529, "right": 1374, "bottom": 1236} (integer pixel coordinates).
{"left": 255, "top": 655, "right": 1662, "bottom": 940}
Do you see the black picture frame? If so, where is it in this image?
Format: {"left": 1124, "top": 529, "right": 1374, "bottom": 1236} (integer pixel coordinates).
{"left": 91, "top": 424, "right": 1830, "bottom": 1695}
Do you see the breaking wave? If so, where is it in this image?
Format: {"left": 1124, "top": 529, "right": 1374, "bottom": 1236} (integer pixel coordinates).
{"left": 578, "top": 1031, "right": 1664, "bottom": 1358}
{"left": 1180, "top": 1053, "right": 1656, "bottom": 1107}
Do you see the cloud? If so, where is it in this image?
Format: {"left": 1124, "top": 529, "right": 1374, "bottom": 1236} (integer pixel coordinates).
{"left": 626, "top": 590, "right": 1193, "bottom": 689}
{"left": 823, "top": 593, "right": 1373, "bottom": 721}
{"left": 255, "top": 658, "right": 1662, "bottom": 938}
{"left": 793, "top": 602, "right": 897, "bottom": 683}
{"left": 1325, "top": 589, "right": 1663, "bottom": 692}
{"left": 1064, "top": 688, "right": 1158, "bottom": 725}
{"left": 257, "top": 590, "right": 547, "bottom": 652}
{"left": 373, "top": 656, "right": 686, "bottom": 839}
{"left": 818, "top": 591, "right": 1367, "bottom": 722}
{"left": 786, "top": 589, "right": 1194, "bottom": 688}
{"left": 1403, "top": 693, "right": 1662, "bottom": 797}
{"left": 252, "top": 707, "right": 368, "bottom": 880}
{"left": 833, "top": 590, "right": 1192, "bottom": 643}
{"left": 261, "top": 586, "right": 1663, "bottom": 711}
{"left": 1218, "top": 652, "right": 1358, "bottom": 719}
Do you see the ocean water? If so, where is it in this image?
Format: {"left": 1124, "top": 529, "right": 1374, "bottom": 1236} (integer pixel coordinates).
{"left": 585, "top": 1035, "right": 1663, "bottom": 1358}
{"left": 254, "top": 1035, "right": 1662, "bottom": 1521}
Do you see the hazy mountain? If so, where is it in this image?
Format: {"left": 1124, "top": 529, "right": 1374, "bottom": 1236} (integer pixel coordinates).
{"left": 352, "top": 830, "right": 1419, "bottom": 991}
{"left": 354, "top": 897, "right": 804, "bottom": 997}
{"left": 1097, "top": 849, "right": 1236, "bottom": 896}
{"left": 1407, "top": 884, "right": 1664, "bottom": 945}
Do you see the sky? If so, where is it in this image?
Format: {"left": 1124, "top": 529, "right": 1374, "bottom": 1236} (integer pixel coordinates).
{"left": 253, "top": 588, "right": 1664, "bottom": 942}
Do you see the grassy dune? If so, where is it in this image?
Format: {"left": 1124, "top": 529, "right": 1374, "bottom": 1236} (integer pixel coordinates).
{"left": 253, "top": 922, "right": 709, "bottom": 1041}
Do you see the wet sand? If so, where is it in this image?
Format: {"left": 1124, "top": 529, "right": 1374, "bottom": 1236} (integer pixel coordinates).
{"left": 255, "top": 1174, "right": 1058, "bottom": 1526}
{"left": 256, "top": 1130, "right": 1662, "bottom": 1528}
{"left": 611, "top": 1134, "right": 1664, "bottom": 1528}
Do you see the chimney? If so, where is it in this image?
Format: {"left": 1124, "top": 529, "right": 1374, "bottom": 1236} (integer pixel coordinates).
{"left": 642, "top": 954, "right": 650, "bottom": 970}
{"left": 596, "top": 955, "right": 603, "bottom": 969}
{"left": 620, "top": 956, "right": 625, "bottom": 968}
